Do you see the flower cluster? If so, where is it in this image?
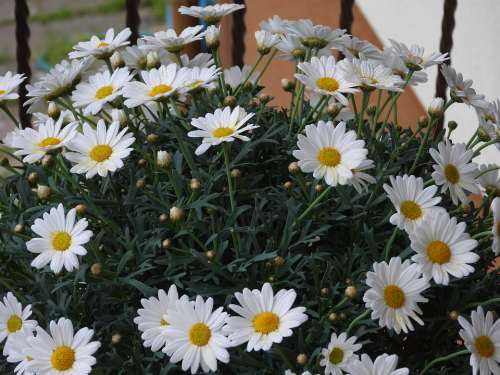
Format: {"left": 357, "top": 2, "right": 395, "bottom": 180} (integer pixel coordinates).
{"left": 0, "top": 2, "right": 499, "bottom": 375}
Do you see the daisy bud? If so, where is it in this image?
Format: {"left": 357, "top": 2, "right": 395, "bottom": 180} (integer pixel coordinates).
{"left": 292, "top": 47, "right": 306, "bottom": 60}
{"left": 27, "top": 171, "right": 38, "bottom": 185}
{"left": 268, "top": 275, "right": 275, "bottom": 282}
{"left": 345, "top": 278, "right": 353, "bottom": 285}
{"left": 315, "top": 184, "right": 325, "bottom": 193}
{"left": 111, "top": 333, "right": 122, "bottom": 344}
{"left": 257, "top": 93, "right": 272, "bottom": 104}
{"left": 146, "top": 51, "right": 161, "bottom": 69}
{"left": 162, "top": 238, "right": 173, "bottom": 249}
{"left": 111, "top": 109, "right": 127, "bottom": 126}
{"left": 326, "top": 103, "right": 341, "bottom": 117}
{"left": 137, "top": 158, "right": 147, "bottom": 167}
{"left": 273, "top": 255, "right": 285, "bottom": 266}
{"left": 90, "top": 262, "right": 103, "bottom": 276}
{"left": 157, "top": 151, "right": 172, "bottom": 169}
{"left": 478, "top": 127, "right": 491, "bottom": 142}
{"left": 283, "top": 181, "right": 293, "bottom": 190}
{"left": 288, "top": 161, "right": 300, "bottom": 174}
{"left": 328, "top": 312, "right": 338, "bottom": 321}
{"left": 447, "top": 120, "right": 458, "bottom": 131}
{"left": 255, "top": 30, "right": 279, "bottom": 55}
{"left": 223, "top": 95, "right": 237, "bottom": 107}
{"left": 147, "top": 133, "right": 159, "bottom": 144}
{"left": 159, "top": 213, "right": 169, "bottom": 223}
{"left": 428, "top": 97, "right": 445, "bottom": 118}
{"left": 249, "top": 98, "right": 260, "bottom": 107}
{"left": 190, "top": 178, "right": 201, "bottom": 190}
{"left": 345, "top": 285, "right": 358, "bottom": 299}
{"left": 339, "top": 312, "right": 347, "bottom": 320}
{"left": 136, "top": 178, "right": 146, "bottom": 189}
{"left": 449, "top": 310, "right": 459, "bottom": 320}
{"left": 36, "top": 185, "right": 51, "bottom": 200}
{"left": 206, "top": 249, "right": 216, "bottom": 260}
{"left": 41, "top": 154, "right": 54, "bottom": 169}
{"left": 14, "top": 223, "right": 24, "bottom": 233}
{"left": 230, "top": 169, "right": 242, "bottom": 178}
{"left": 281, "top": 78, "right": 294, "bottom": 92}
{"left": 47, "top": 101, "right": 61, "bottom": 119}
{"left": 110, "top": 51, "right": 125, "bottom": 69}
{"left": 296, "top": 353, "right": 308, "bottom": 366}
{"left": 205, "top": 25, "right": 220, "bottom": 49}
{"left": 169, "top": 206, "right": 185, "bottom": 222}
{"left": 418, "top": 116, "right": 428, "bottom": 128}
{"left": 75, "top": 204, "right": 87, "bottom": 215}
{"left": 320, "top": 287, "right": 329, "bottom": 296}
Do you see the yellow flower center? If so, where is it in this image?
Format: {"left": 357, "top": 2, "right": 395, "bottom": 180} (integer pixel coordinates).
{"left": 475, "top": 335, "right": 495, "bottom": 358}
{"left": 148, "top": 84, "right": 172, "bottom": 97}
{"left": 52, "top": 231, "right": 72, "bottom": 251}
{"left": 253, "top": 312, "right": 280, "bottom": 334}
{"left": 317, "top": 147, "right": 341, "bottom": 167}
{"left": 384, "top": 284, "right": 405, "bottom": 309}
{"left": 97, "top": 42, "right": 109, "bottom": 48}
{"left": 212, "top": 127, "right": 235, "bottom": 138}
{"left": 316, "top": 77, "right": 339, "bottom": 92}
{"left": 188, "top": 323, "right": 211, "bottom": 346}
{"left": 95, "top": 85, "right": 113, "bottom": 100}
{"left": 6, "top": 314, "right": 22, "bottom": 333}
{"left": 0, "top": 89, "right": 6, "bottom": 95}
{"left": 444, "top": 164, "right": 460, "bottom": 184}
{"left": 38, "top": 137, "right": 61, "bottom": 148}
{"left": 89, "top": 144, "right": 113, "bottom": 162}
{"left": 400, "top": 200, "right": 422, "bottom": 220}
{"left": 329, "top": 347, "right": 344, "bottom": 365}
{"left": 51, "top": 346, "right": 75, "bottom": 371}
{"left": 160, "top": 319, "right": 168, "bottom": 326}
{"left": 426, "top": 240, "right": 451, "bottom": 264}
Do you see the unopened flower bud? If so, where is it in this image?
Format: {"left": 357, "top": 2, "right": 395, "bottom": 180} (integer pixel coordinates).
{"left": 230, "top": 169, "right": 242, "bottom": 178}
{"left": 206, "top": 249, "right": 216, "bottom": 260}
{"left": 345, "top": 286, "right": 358, "bottom": 299}
{"left": 36, "top": 185, "right": 51, "bottom": 200}
{"left": 283, "top": 181, "right": 293, "bottom": 190}
{"left": 288, "top": 162, "right": 300, "bottom": 174}
{"left": 339, "top": 312, "right": 347, "bottom": 320}
{"left": 428, "top": 97, "right": 445, "bottom": 118}
{"left": 111, "top": 333, "right": 122, "bottom": 344}
{"left": 136, "top": 178, "right": 146, "bottom": 189}
{"left": 146, "top": 51, "right": 161, "bottom": 69}
{"left": 257, "top": 93, "right": 272, "bottom": 104}
{"left": 296, "top": 353, "right": 308, "bottom": 366}
{"left": 273, "top": 256, "right": 285, "bottom": 266}
{"left": 42, "top": 154, "right": 54, "bottom": 169}
{"left": 328, "top": 312, "right": 338, "bottom": 321}
{"left": 110, "top": 51, "right": 125, "bottom": 69}
{"left": 28, "top": 171, "right": 38, "bottom": 185}
{"left": 223, "top": 96, "right": 237, "bottom": 107}
{"left": 162, "top": 238, "right": 173, "bottom": 249}
{"left": 449, "top": 310, "right": 459, "bottom": 320}
{"left": 14, "top": 223, "right": 24, "bottom": 233}
{"left": 205, "top": 25, "right": 220, "bottom": 49}
{"left": 190, "top": 178, "right": 201, "bottom": 190}
{"left": 320, "top": 287, "right": 329, "bottom": 296}
{"left": 137, "top": 158, "right": 147, "bottom": 167}
{"left": 326, "top": 103, "right": 341, "bottom": 117}
{"left": 111, "top": 109, "right": 127, "bottom": 126}
{"left": 447, "top": 120, "right": 458, "bottom": 131}
{"left": 292, "top": 48, "right": 306, "bottom": 59}
{"left": 157, "top": 151, "right": 172, "bottom": 169}
{"left": 159, "top": 213, "right": 169, "bottom": 223}
{"left": 281, "top": 78, "right": 295, "bottom": 92}
{"left": 75, "top": 204, "right": 87, "bottom": 215}
{"left": 315, "top": 184, "right": 325, "bottom": 193}
{"left": 478, "top": 127, "right": 492, "bottom": 142}
{"left": 169, "top": 206, "right": 185, "bottom": 222}
{"left": 90, "top": 262, "right": 102, "bottom": 276}
{"left": 418, "top": 116, "right": 428, "bottom": 128}
{"left": 147, "top": 133, "right": 159, "bottom": 144}
{"left": 47, "top": 102, "right": 61, "bottom": 119}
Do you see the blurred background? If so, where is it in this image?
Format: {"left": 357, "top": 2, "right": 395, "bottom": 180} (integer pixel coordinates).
{"left": 1, "top": 0, "right": 499, "bottom": 162}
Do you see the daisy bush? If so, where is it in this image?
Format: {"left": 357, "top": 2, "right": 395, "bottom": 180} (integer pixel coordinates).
{"left": 1, "top": 4, "right": 500, "bottom": 375}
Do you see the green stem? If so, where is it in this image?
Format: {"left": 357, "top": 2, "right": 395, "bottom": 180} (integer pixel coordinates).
{"left": 466, "top": 129, "right": 478, "bottom": 148}
{"left": 409, "top": 117, "right": 437, "bottom": 174}
{"left": 233, "top": 54, "right": 264, "bottom": 96}
{"left": 473, "top": 139, "right": 498, "bottom": 157}
{"left": 296, "top": 186, "right": 332, "bottom": 223}
{"left": 223, "top": 144, "right": 236, "bottom": 212}
{"left": 384, "top": 227, "right": 399, "bottom": 261}
{"left": 1, "top": 105, "right": 19, "bottom": 126}
{"left": 357, "top": 90, "right": 371, "bottom": 135}
{"left": 254, "top": 48, "right": 278, "bottom": 86}
{"left": 300, "top": 96, "right": 327, "bottom": 131}
{"left": 463, "top": 297, "right": 500, "bottom": 310}
{"left": 213, "top": 49, "right": 227, "bottom": 97}
{"left": 346, "top": 309, "right": 370, "bottom": 335}
{"left": 418, "top": 350, "right": 469, "bottom": 375}
{"left": 475, "top": 165, "right": 500, "bottom": 179}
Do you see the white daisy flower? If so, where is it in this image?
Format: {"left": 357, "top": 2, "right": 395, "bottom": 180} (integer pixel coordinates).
{"left": 4, "top": 331, "right": 35, "bottom": 375}
{"left": 491, "top": 198, "right": 500, "bottom": 256}
{"left": 389, "top": 39, "right": 448, "bottom": 71}
{"left": 346, "top": 353, "right": 409, "bottom": 375}
{"left": 286, "top": 19, "right": 345, "bottom": 50}
{"left": 363, "top": 257, "right": 430, "bottom": 334}
{"left": 69, "top": 27, "right": 131, "bottom": 59}
{"left": 163, "top": 295, "right": 230, "bottom": 374}
{"left": 349, "top": 159, "right": 376, "bottom": 193}
{"left": 320, "top": 332, "right": 362, "bottom": 375}
{"left": 223, "top": 65, "right": 260, "bottom": 90}
{"left": 430, "top": 140, "right": 481, "bottom": 205}
{"left": 224, "top": 282, "right": 308, "bottom": 352}
{"left": 27, "top": 317, "right": 101, "bottom": 375}
{"left": 72, "top": 67, "right": 132, "bottom": 115}
{"left": 123, "top": 64, "right": 186, "bottom": 107}
{"left": 188, "top": 106, "right": 258, "bottom": 155}
{"left": 6, "top": 116, "right": 77, "bottom": 163}
{"left": 441, "top": 65, "right": 488, "bottom": 109}
{"left": 134, "top": 285, "right": 181, "bottom": 352}
{"left": 143, "top": 26, "right": 205, "bottom": 54}
{"left": 255, "top": 30, "right": 280, "bottom": 54}
{"left": 458, "top": 307, "right": 500, "bottom": 375}
{"left": 25, "top": 59, "right": 91, "bottom": 113}
{"left": 477, "top": 100, "right": 500, "bottom": 130}
{"left": 293, "top": 121, "right": 368, "bottom": 187}
{"left": 181, "top": 53, "right": 215, "bottom": 69}
{"left": 285, "top": 371, "right": 317, "bottom": 375}
{"left": 260, "top": 15, "right": 289, "bottom": 36}
{"left": 295, "top": 56, "right": 357, "bottom": 106}
{"left": 204, "top": 25, "right": 220, "bottom": 49}
{"left": 180, "top": 66, "right": 220, "bottom": 93}
{"left": 276, "top": 34, "right": 309, "bottom": 61}
{"left": 178, "top": 3, "right": 245, "bottom": 25}
{"left": 0, "top": 71, "right": 26, "bottom": 103}
{"left": 65, "top": 120, "right": 135, "bottom": 178}
{"left": 26, "top": 203, "right": 93, "bottom": 274}
{"left": 410, "top": 211, "right": 479, "bottom": 285}
{"left": 341, "top": 58, "right": 404, "bottom": 92}
{"left": 337, "top": 36, "right": 382, "bottom": 61}
{"left": 383, "top": 174, "right": 443, "bottom": 233}
{"left": 381, "top": 48, "right": 428, "bottom": 87}
{"left": 477, "top": 164, "right": 500, "bottom": 195}
{"left": 121, "top": 39, "right": 171, "bottom": 71}
{"left": 0, "top": 292, "right": 37, "bottom": 355}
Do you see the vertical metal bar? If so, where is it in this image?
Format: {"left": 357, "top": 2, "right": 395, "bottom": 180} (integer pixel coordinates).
{"left": 15, "top": 0, "right": 31, "bottom": 128}
{"left": 435, "top": 0, "right": 458, "bottom": 135}
{"left": 231, "top": 0, "right": 246, "bottom": 67}
{"left": 338, "top": 0, "right": 355, "bottom": 60}
{"left": 126, "top": 0, "right": 141, "bottom": 44}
